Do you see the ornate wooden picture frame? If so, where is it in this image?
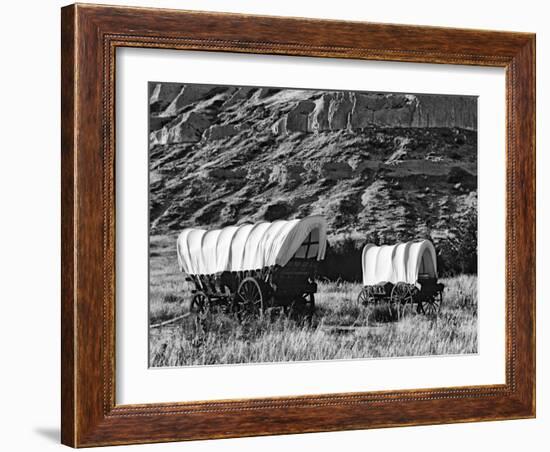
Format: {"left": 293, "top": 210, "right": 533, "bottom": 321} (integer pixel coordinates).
{"left": 61, "top": 3, "right": 535, "bottom": 447}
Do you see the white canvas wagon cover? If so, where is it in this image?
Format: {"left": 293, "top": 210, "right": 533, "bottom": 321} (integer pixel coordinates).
{"left": 177, "top": 215, "right": 327, "bottom": 275}
{"left": 361, "top": 240, "right": 438, "bottom": 286}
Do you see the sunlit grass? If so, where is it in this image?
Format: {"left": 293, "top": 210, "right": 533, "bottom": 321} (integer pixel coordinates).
{"left": 149, "top": 235, "right": 478, "bottom": 366}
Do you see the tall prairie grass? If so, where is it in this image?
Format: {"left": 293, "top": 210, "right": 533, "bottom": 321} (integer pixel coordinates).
{"left": 149, "top": 272, "right": 478, "bottom": 367}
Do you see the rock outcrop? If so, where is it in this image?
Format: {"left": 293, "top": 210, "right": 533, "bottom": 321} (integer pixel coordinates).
{"left": 327, "top": 92, "right": 354, "bottom": 131}
{"left": 205, "top": 124, "right": 239, "bottom": 141}
{"left": 319, "top": 161, "right": 353, "bottom": 180}
{"left": 149, "top": 83, "right": 182, "bottom": 114}
{"left": 287, "top": 100, "right": 316, "bottom": 133}
{"left": 269, "top": 164, "right": 304, "bottom": 189}
{"left": 150, "top": 112, "right": 211, "bottom": 145}
{"left": 149, "top": 84, "right": 477, "bottom": 147}
{"left": 266, "top": 92, "right": 476, "bottom": 136}
{"left": 202, "top": 167, "right": 246, "bottom": 180}
{"left": 159, "top": 85, "right": 220, "bottom": 117}
{"left": 412, "top": 95, "right": 477, "bottom": 129}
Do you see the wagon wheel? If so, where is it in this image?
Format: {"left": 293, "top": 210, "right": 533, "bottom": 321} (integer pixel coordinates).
{"left": 190, "top": 291, "right": 209, "bottom": 314}
{"left": 236, "top": 277, "right": 265, "bottom": 317}
{"left": 300, "top": 292, "right": 315, "bottom": 319}
{"left": 357, "top": 286, "right": 376, "bottom": 306}
{"left": 419, "top": 290, "right": 443, "bottom": 316}
{"left": 390, "top": 282, "right": 415, "bottom": 319}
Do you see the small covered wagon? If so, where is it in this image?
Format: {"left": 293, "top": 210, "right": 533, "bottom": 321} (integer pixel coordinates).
{"left": 177, "top": 215, "right": 327, "bottom": 317}
{"left": 357, "top": 240, "right": 444, "bottom": 316}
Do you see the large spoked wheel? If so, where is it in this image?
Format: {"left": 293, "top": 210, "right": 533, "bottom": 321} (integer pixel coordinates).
{"left": 236, "top": 277, "right": 265, "bottom": 317}
{"left": 419, "top": 290, "right": 443, "bottom": 316}
{"left": 190, "top": 291, "right": 209, "bottom": 314}
{"left": 357, "top": 286, "right": 376, "bottom": 306}
{"left": 390, "top": 282, "right": 416, "bottom": 319}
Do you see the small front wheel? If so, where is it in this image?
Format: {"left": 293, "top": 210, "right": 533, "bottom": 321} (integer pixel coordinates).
{"left": 190, "top": 291, "right": 209, "bottom": 314}
{"left": 390, "top": 282, "right": 416, "bottom": 319}
{"left": 419, "top": 290, "right": 442, "bottom": 316}
{"left": 357, "top": 286, "right": 376, "bottom": 306}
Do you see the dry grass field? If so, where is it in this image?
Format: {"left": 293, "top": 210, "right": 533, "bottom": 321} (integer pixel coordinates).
{"left": 148, "top": 235, "right": 478, "bottom": 367}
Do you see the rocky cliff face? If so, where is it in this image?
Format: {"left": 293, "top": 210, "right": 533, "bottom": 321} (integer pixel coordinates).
{"left": 149, "top": 83, "right": 477, "bottom": 250}
{"left": 149, "top": 84, "right": 477, "bottom": 147}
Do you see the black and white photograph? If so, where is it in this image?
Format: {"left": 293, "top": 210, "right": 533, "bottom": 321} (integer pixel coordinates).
{"left": 148, "top": 82, "right": 478, "bottom": 367}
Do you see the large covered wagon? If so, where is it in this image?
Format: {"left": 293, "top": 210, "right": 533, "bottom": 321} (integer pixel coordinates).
{"left": 357, "top": 240, "right": 444, "bottom": 316}
{"left": 177, "top": 215, "right": 327, "bottom": 317}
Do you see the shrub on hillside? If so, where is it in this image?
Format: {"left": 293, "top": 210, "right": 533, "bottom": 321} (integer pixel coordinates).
{"left": 437, "top": 206, "right": 477, "bottom": 276}
{"left": 319, "top": 235, "right": 364, "bottom": 282}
